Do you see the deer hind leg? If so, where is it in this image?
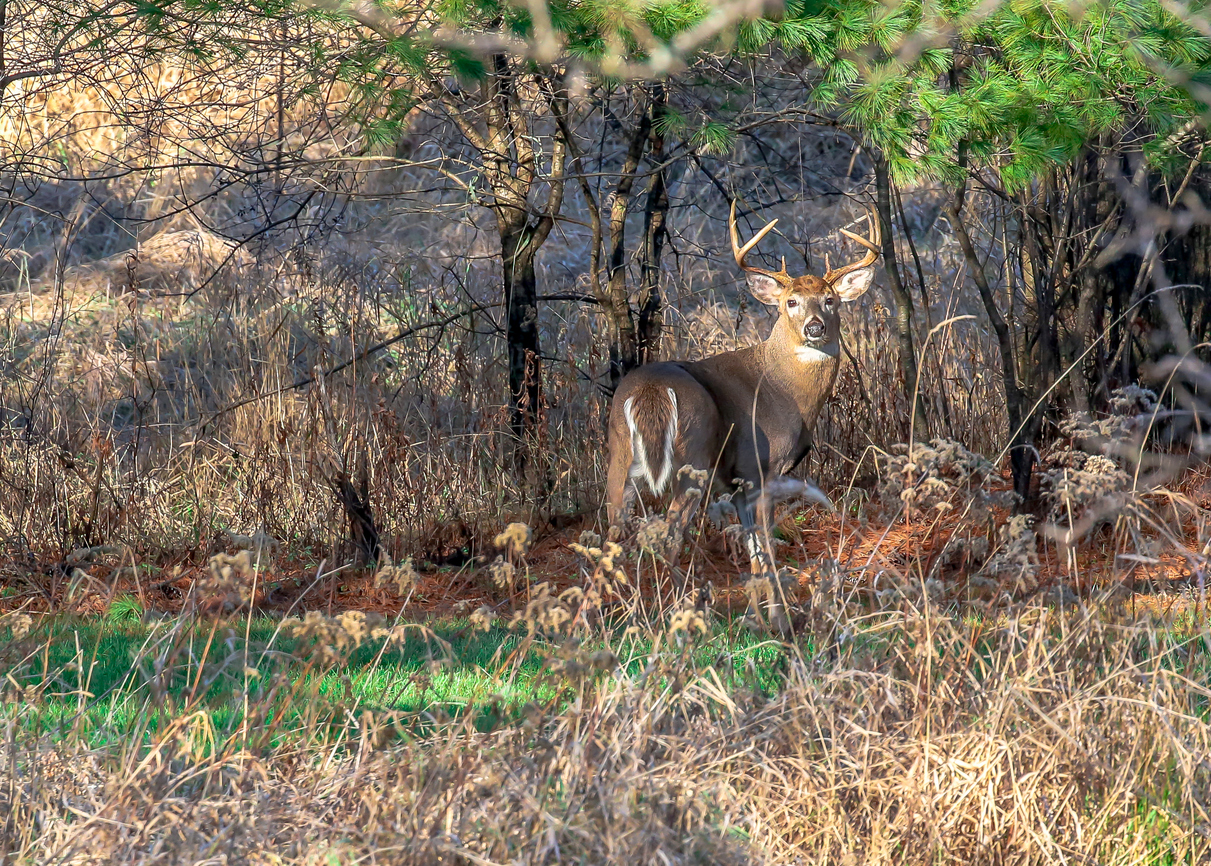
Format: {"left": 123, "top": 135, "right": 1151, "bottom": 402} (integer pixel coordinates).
{"left": 605, "top": 435, "right": 639, "bottom": 535}
{"left": 607, "top": 379, "right": 683, "bottom": 533}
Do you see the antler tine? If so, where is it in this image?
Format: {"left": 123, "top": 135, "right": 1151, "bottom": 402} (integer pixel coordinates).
{"left": 825, "top": 208, "right": 881, "bottom": 282}
{"left": 837, "top": 228, "right": 881, "bottom": 255}
{"left": 729, "top": 200, "right": 782, "bottom": 273}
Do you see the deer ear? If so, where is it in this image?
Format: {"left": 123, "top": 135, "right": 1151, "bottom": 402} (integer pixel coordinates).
{"left": 832, "top": 265, "right": 875, "bottom": 301}
{"left": 746, "top": 273, "right": 782, "bottom": 306}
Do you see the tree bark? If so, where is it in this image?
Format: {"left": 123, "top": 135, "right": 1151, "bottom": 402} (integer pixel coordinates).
{"left": 463, "top": 58, "right": 565, "bottom": 462}
{"left": 949, "top": 185, "right": 1037, "bottom": 502}
{"left": 874, "top": 155, "right": 926, "bottom": 436}
{"left": 502, "top": 228, "right": 541, "bottom": 449}
{"left": 602, "top": 94, "right": 653, "bottom": 388}
{"left": 1018, "top": 194, "right": 1061, "bottom": 416}
{"left": 332, "top": 470, "right": 380, "bottom": 564}
{"left": 637, "top": 83, "right": 668, "bottom": 366}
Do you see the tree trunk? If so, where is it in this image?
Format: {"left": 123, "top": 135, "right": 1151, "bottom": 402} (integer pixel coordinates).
{"left": 502, "top": 226, "right": 541, "bottom": 455}
{"left": 1018, "top": 196, "right": 1062, "bottom": 417}
{"left": 949, "top": 187, "right": 1036, "bottom": 503}
{"left": 455, "top": 61, "right": 564, "bottom": 469}
{"left": 637, "top": 83, "right": 668, "bottom": 366}
{"left": 332, "top": 470, "right": 380, "bottom": 565}
{"left": 874, "top": 155, "right": 926, "bottom": 436}
{"left": 602, "top": 96, "right": 653, "bottom": 388}
{"left": 1069, "top": 270, "right": 1100, "bottom": 413}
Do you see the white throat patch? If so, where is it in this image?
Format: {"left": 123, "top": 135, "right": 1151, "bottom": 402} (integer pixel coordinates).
{"left": 795, "top": 341, "right": 839, "bottom": 364}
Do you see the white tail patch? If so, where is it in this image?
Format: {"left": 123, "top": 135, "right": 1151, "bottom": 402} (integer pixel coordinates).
{"left": 623, "top": 388, "right": 679, "bottom": 495}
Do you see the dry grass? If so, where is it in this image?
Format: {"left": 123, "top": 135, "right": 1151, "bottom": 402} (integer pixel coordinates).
{"left": 1, "top": 418, "right": 1207, "bottom": 862}
{"left": 2, "top": 582, "right": 1209, "bottom": 864}
{"left": 1, "top": 30, "right": 1209, "bottom": 866}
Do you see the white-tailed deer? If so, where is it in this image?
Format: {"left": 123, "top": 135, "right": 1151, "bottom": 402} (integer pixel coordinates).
{"left": 606, "top": 201, "right": 879, "bottom": 573}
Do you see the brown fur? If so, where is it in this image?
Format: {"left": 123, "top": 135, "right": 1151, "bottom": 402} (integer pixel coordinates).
{"left": 606, "top": 229, "right": 876, "bottom": 570}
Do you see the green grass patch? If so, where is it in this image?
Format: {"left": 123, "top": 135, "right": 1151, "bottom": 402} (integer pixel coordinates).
{"left": 0, "top": 611, "right": 790, "bottom": 750}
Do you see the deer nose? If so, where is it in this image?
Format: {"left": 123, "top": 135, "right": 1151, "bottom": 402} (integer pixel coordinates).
{"left": 804, "top": 318, "right": 826, "bottom": 340}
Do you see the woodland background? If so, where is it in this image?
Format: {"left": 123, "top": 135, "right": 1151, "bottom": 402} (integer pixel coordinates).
{"left": 2, "top": 0, "right": 1208, "bottom": 562}
{"left": 1, "top": 0, "right": 1211, "bottom": 861}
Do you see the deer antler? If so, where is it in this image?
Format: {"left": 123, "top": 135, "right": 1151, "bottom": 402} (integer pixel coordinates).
{"left": 824, "top": 208, "right": 880, "bottom": 284}
{"left": 730, "top": 201, "right": 793, "bottom": 286}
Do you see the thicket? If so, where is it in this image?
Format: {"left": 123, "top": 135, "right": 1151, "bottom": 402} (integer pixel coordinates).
{"left": 2, "top": 0, "right": 1210, "bottom": 563}
{"left": 2, "top": 0, "right": 1211, "bottom": 861}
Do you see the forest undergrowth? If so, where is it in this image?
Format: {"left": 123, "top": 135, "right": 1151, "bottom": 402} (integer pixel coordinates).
{"left": 1, "top": 391, "right": 1209, "bottom": 862}
{"left": 2, "top": 21, "right": 1211, "bottom": 861}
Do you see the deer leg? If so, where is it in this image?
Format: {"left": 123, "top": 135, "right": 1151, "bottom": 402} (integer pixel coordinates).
{"left": 739, "top": 476, "right": 836, "bottom": 635}
{"left": 605, "top": 428, "right": 640, "bottom": 531}
{"left": 736, "top": 496, "right": 773, "bottom": 577}
{"left": 742, "top": 476, "right": 835, "bottom": 576}
{"left": 606, "top": 480, "right": 640, "bottom": 540}
{"left": 738, "top": 491, "right": 792, "bottom": 634}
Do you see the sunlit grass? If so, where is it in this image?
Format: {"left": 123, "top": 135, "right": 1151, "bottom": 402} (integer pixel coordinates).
{"left": 0, "top": 611, "right": 791, "bottom": 749}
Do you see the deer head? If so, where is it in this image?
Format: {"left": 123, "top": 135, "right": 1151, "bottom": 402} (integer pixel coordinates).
{"left": 729, "top": 200, "right": 879, "bottom": 353}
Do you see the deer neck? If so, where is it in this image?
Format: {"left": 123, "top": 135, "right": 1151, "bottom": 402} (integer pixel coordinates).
{"left": 762, "top": 318, "right": 840, "bottom": 420}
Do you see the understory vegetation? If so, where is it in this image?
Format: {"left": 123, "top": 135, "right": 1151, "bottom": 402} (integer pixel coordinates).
{"left": 3, "top": 582, "right": 1210, "bottom": 863}
{"left": 2, "top": 0, "right": 1211, "bottom": 860}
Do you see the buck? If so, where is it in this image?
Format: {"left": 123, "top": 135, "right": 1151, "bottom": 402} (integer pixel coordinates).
{"left": 605, "top": 201, "right": 879, "bottom": 573}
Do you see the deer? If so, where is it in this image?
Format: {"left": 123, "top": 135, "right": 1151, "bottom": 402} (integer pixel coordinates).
{"left": 605, "top": 200, "right": 879, "bottom": 575}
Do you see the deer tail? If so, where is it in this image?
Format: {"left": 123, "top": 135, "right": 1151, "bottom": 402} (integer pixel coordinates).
{"left": 622, "top": 387, "right": 678, "bottom": 496}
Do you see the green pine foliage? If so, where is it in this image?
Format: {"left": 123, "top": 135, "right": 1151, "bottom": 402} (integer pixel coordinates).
{"left": 763, "top": 0, "right": 1211, "bottom": 184}
{"left": 317, "top": 0, "right": 1210, "bottom": 187}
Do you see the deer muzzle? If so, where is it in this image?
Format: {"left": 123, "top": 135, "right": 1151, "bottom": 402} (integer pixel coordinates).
{"left": 804, "top": 318, "right": 826, "bottom": 341}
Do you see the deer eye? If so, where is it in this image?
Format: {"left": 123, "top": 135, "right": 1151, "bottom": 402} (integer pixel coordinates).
{"left": 786, "top": 298, "right": 799, "bottom": 309}
{"left": 824, "top": 296, "right": 836, "bottom": 308}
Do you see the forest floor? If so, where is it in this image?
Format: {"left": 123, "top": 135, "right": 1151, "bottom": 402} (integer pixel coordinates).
{"left": 2, "top": 466, "right": 1209, "bottom": 863}
{"left": 4, "top": 475, "right": 1202, "bottom": 623}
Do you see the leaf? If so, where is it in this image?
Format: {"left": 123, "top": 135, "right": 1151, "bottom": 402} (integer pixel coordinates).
{"left": 691, "top": 121, "right": 735, "bottom": 155}
{"left": 653, "top": 107, "right": 688, "bottom": 136}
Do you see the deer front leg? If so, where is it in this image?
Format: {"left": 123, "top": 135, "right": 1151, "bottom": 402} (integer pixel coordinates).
{"left": 741, "top": 476, "right": 835, "bottom": 576}
{"left": 736, "top": 495, "right": 773, "bottom": 578}
{"left": 737, "top": 488, "right": 788, "bottom": 635}
{"left": 740, "top": 476, "right": 836, "bottom": 635}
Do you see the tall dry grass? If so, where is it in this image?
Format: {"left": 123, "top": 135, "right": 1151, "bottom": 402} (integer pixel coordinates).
{"left": 2, "top": 583, "right": 1208, "bottom": 864}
